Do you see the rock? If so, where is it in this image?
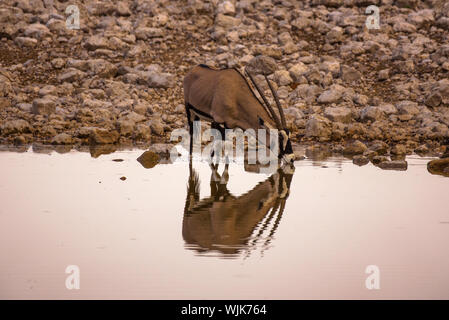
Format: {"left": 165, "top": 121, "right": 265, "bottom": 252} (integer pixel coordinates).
{"left": 85, "top": 36, "right": 110, "bottom": 51}
{"left": 135, "top": 27, "right": 163, "bottom": 40}
{"left": 134, "top": 103, "right": 151, "bottom": 115}
{"left": 0, "top": 119, "right": 31, "bottom": 135}
{"left": 246, "top": 55, "right": 277, "bottom": 75}
{"left": 318, "top": 0, "right": 344, "bottom": 7}
{"left": 396, "top": 0, "right": 418, "bottom": 9}
{"left": 254, "top": 45, "right": 283, "bottom": 60}
{"left": 215, "top": 14, "right": 240, "bottom": 28}
{"left": 288, "top": 63, "right": 308, "bottom": 82}
{"left": 427, "top": 158, "right": 449, "bottom": 177}
{"left": 0, "top": 97, "right": 11, "bottom": 109}
{"left": 370, "top": 141, "right": 389, "bottom": 155}
{"left": 441, "top": 147, "right": 449, "bottom": 159}
{"left": 398, "top": 60, "right": 414, "bottom": 74}
{"left": 360, "top": 106, "right": 384, "bottom": 122}
{"left": 116, "top": 1, "right": 131, "bottom": 16}
{"left": 88, "top": 59, "right": 117, "bottom": 78}
{"left": 89, "top": 128, "right": 120, "bottom": 144}
{"left": 278, "top": 32, "right": 293, "bottom": 46}
{"left": 320, "top": 60, "right": 340, "bottom": 77}
{"left": 353, "top": 155, "right": 369, "bottom": 166}
{"left": 0, "top": 76, "right": 13, "bottom": 98}
{"left": 135, "top": 124, "right": 151, "bottom": 140}
{"left": 14, "top": 37, "right": 38, "bottom": 47}
{"left": 148, "top": 143, "right": 172, "bottom": 154}
{"left": 306, "top": 69, "right": 321, "bottom": 85}
{"left": 149, "top": 119, "right": 165, "bottom": 136}
{"left": 391, "top": 144, "right": 407, "bottom": 155}
{"left": 324, "top": 106, "right": 352, "bottom": 123}
{"left": 426, "top": 91, "right": 442, "bottom": 108}
{"left": 326, "top": 26, "right": 344, "bottom": 44}
{"left": 378, "top": 104, "right": 397, "bottom": 115}
{"left": 415, "top": 144, "right": 429, "bottom": 154}
{"left": 51, "top": 133, "right": 73, "bottom": 145}
{"left": 305, "top": 115, "right": 331, "bottom": 140}
{"left": 46, "top": 18, "right": 66, "bottom": 34}
{"left": 274, "top": 70, "right": 293, "bottom": 86}
{"left": 14, "top": 135, "right": 27, "bottom": 145}
{"left": 67, "top": 59, "right": 90, "bottom": 71}
{"left": 17, "top": 103, "right": 32, "bottom": 112}
{"left": 117, "top": 119, "right": 135, "bottom": 136}
{"left": 372, "top": 155, "right": 389, "bottom": 165}
{"left": 393, "top": 20, "right": 416, "bottom": 33}
{"left": 378, "top": 69, "right": 389, "bottom": 81}
{"left": 32, "top": 98, "right": 55, "bottom": 115}
{"left": 217, "top": 1, "right": 235, "bottom": 16}
{"left": 137, "top": 150, "right": 159, "bottom": 169}
{"left": 122, "top": 111, "right": 146, "bottom": 123}
{"left": 145, "top": 72, "right": 174, "bottom": 88}
{"left": 317, "top": 85, "right": 345, "bottom": 104}
{"left": 39, "top": 85, "right": 57, "bottom": 97}
{"left": 284, "top": 107, "right": 304, "bottom": 121}
{"left": 24, "top": 23, "right": 50, "bottom": 39}
{"left": 396, "top": 101, "right": 419, "bottom": 116}
{"left": 377, "top": 160, "right": 408, "bottom": 171}
{"left": 57, "top": 69, "right": 85, "bottom": 83}
{"left": 340, "top": 65, "right": 361, "bottom": 82}
{"left": 154, "top": 14, "right": 169, "bottom": 26}
{"left": 89, "top": 145, "right": 117, "bottom": 158}
{"left": 438, "top": 79, "right": 449, "bottom": 104}
{"left": 343, "top": 140, "right": 368, "bottom": 155}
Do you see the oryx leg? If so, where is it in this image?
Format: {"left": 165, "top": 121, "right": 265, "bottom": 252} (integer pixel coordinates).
{"left": 210, "top": 122, "right": 225, "bottom": 162}
{"left": 210, "top": 163, "right": 220, "bottom": 191}
{"left": 221, "top": 163, "right": 229, "bottom": 185}
{"left": 209, "top": 162, "right": 230, "bottom": 201}
{"left": 185, "top": 103, "right": 193, "bottom": 156}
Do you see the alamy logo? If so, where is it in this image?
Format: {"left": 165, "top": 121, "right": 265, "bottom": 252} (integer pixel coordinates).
{"left": 65, "top": 5, "right": 80, "bottom": 30}
{"left": 65, "top": 265, "right": 80, "bottom": 290}
{"left": 365, "top": 265, "right": 380, "bottom": 290}
{"left": 365, "top": 5, "right": 380, "bottom": 30}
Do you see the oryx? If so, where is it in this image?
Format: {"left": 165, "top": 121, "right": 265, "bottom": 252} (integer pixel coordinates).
{"left": 183, "top": 160, "right": 295, "bottom": 256}
{"left": 183, "top": 64, "right": 295, "bottom": 163}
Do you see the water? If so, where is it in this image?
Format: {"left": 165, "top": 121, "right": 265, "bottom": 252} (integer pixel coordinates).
{"left": 0, "top": 147, "right": 448, "bottom": 299}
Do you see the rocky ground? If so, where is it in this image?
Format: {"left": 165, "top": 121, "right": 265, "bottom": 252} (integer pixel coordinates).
{"left": 1, "top": 0, "right": 449, "bottom": 162}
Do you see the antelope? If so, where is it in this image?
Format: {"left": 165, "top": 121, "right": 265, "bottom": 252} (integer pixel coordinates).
{"left": 182, "top": 159, "right": 295, "bottom": 257}
{"left": 183, "top": 64, "right": 295, "bottom": 163}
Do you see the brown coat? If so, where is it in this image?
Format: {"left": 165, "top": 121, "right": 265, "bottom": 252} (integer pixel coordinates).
{"left": 183, "top": 65, "right": 276, "bottom": 131}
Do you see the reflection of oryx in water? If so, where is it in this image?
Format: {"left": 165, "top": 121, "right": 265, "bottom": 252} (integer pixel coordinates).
{"left": 182, "top": 159, "right": 295, "bottom": 258}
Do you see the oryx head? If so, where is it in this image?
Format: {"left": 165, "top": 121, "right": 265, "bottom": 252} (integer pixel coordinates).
{"left": 279, "top": 128, "right": 294, "bottom": 163}
{"left": 246, "top": 69, "right": 295, "bottom": 164}
{"left": 264, "top": 75, "right": 295, "bottom": 163}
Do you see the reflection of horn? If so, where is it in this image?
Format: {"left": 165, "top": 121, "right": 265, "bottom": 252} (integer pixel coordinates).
{"left": 244, "top": 200, "right": 280, "bottom": 259}
{"left": 260, "top": 199, "right": 286, "bottom": 256}
{"left": 264, "top": 75, "right": 286, "bottom": 128}
{"left": 245, "top": 69, "right": 282, "bottom": 129}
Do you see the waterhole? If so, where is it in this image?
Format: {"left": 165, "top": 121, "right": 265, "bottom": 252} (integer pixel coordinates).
{"left": 0, "top": 147, "right": 448, "bottom": 299}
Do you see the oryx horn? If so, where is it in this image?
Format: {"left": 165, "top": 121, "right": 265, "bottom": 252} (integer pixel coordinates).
{"left": 264, "top": 75, "right": 286, "bottom": 128}
{"left": 245, "top": 69, "right": 282, "bottom": 129}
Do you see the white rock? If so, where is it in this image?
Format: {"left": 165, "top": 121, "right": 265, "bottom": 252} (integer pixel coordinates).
{"left": 217, "top": 1, "right": 236, "bottom": 16}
